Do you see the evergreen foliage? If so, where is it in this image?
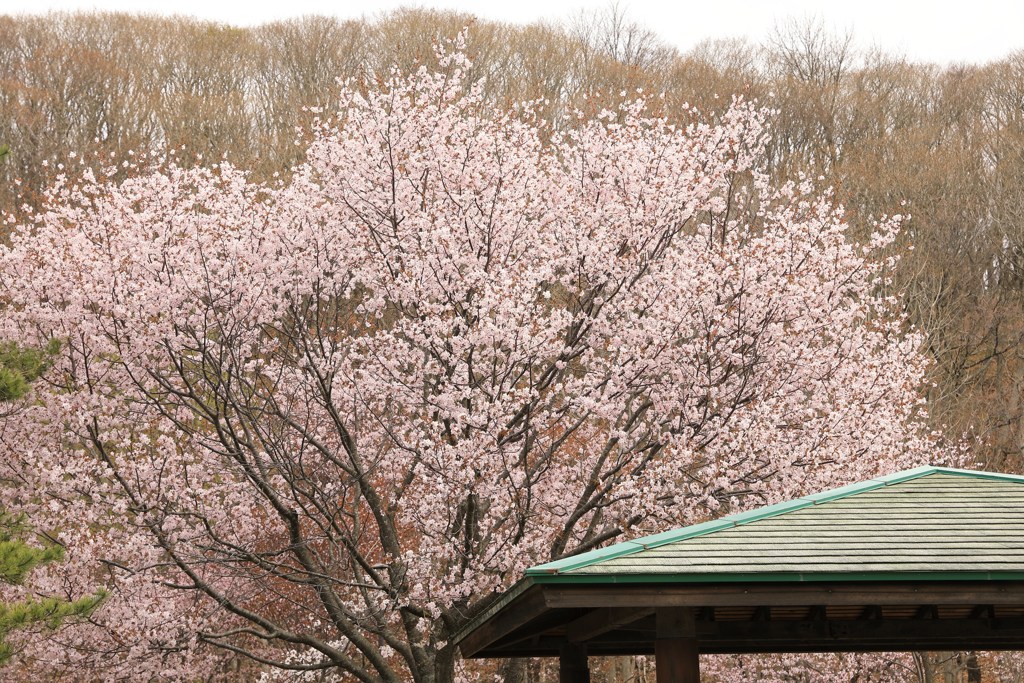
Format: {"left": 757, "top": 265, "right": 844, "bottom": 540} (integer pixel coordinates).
{"left": 0, "top": 339, "right": 105, "bottom": 665}
{"left": 0, "top": 339, "right": 59, "bottom": 402}
{"left": 0, "top": 513, "right": 64, "bottom": 585}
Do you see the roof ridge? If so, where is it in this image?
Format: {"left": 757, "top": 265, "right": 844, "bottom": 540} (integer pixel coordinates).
{"left": 526, "top": 465, "right": 1024, "bottom": 576}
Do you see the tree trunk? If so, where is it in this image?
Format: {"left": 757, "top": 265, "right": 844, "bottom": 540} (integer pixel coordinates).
{"left": 612, "top": 656, "right": 637, "bottom": 682}
{"left": 915, "top": 652, "right": 933, "bottom": 683}
{"left": 943, "top": 652, "right": 957, "bottom": 683}
{"left": 498, "top": 658, "right": 528, "bottom": 683}
{"left": 965, "top": 651, "right": 981, "bottom": 683}
{"left": 432, "top": 645, "right": 456, "bottom": 683}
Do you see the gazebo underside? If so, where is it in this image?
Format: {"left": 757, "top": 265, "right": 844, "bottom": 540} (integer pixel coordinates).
{"left": 461, "top": 580, "right": 1024, "bottom": 681}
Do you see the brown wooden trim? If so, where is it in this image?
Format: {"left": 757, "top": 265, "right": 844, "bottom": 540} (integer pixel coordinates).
{"left": 542, "top": 582, "right": 1024, "bottom": 609}
{"left": 483, "top": 614, "right": 1024, "bottom": 657}
{"left": 970, "top": 604, "right": 995, "bottom": 619}
{"left": 859, "top": 605, "right": 882, "bottom": 620}
{"left": 480, "top": 615, "right": 1024, "bottom": 657}
{"left": 458, "top": 585, "right": 548, "bottom": 657}
{"left": 567, "top": 606, "right": 654, "bottom": 643}
{"left": 697, "top": 615, "right": 1024, "bottom": 647}
{"left": 657, "top": 607, "right": 697, "bottom": 638}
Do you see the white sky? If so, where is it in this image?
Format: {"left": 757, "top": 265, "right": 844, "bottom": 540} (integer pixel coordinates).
{"left": 2, "top": 0, "right": 1021, "bottom": 66}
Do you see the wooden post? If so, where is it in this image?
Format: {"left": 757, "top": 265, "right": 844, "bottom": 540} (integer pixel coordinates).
{"left": 559, "top": 642, "right": 590, "bottom": 683}
{"left": 656, "top": 607, "right": 700, "bottom": 683}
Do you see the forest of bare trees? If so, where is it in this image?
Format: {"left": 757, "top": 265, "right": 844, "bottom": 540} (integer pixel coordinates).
{"left": 3, "top": 8, "right": 1024, "bottom": 682}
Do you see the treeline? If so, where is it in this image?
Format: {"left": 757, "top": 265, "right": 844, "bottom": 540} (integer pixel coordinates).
{"left": 1, "top": 12, "right": 1024, "bottom": 681}
{"left": 5, "top": 9, "right": 1024, "bottom": 470}
{"left": 6, "top": 9, "right": 1021, "bottom": 475}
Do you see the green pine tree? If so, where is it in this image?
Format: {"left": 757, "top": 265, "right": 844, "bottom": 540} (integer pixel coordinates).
{"left": 0, "top": 340, "right": 106, "bottom": 664}
{"left": 0, "top": 339, "right": 59, "bottom": 402}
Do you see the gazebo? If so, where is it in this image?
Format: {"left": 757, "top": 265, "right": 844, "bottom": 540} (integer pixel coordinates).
{"left": 455, "top": 466, "right": 1024, "bottom": 682}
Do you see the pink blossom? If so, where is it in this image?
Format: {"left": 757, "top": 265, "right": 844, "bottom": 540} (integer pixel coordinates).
{"left": 0, "top": 43, "right": 948, "bottom": 681}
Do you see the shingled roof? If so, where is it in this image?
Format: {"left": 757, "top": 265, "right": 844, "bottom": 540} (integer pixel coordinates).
{"left": 527, "top": 466, "right": 1024, "bottom": 582}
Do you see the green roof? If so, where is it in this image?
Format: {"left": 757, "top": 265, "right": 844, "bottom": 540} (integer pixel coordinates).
{"left": 527, "top": 466, "right": 1024, "bottom": 583}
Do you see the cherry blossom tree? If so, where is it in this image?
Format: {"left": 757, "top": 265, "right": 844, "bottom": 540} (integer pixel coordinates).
{"left": 0, "top": 43, "right": 942, "bottom": 681}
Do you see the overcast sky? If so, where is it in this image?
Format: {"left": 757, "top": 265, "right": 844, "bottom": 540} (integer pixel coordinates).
{"left": 2, "top": 0, "right": 1020, "bottom": 66}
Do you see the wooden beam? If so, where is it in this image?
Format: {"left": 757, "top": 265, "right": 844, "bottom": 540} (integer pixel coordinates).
{"left": 656, "top": 608, "right": 700, "bottom": 683}
{"left": 559, "top": 643, "right": 590, "bottom": 683}
{"left": 970, "top": 604, "right": 994, "bottom": 619}
{"left": 658, "top": 607, "right": 696, "bottom": 638}
{"left": 458, "top": 586, "right": 548, "bottom": 657}
{"left": 696, "top": 615, "right": 1024, "bottom": 651}
{"left": 859, "top": 605, "right": 882, "bottom": 620}
{"left": 567, "top": 606, "right": 655, "bottom": 643}
{"left": 474, "top": 615, "right": 1024, "bottom": 658}
{"left": 542, "top": 582, "right": 1024, "bottom": 609}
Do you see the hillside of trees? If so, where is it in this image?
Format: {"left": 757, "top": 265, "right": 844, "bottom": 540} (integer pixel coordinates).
{"left": 2, "top": 8, "right": 1024, "bottom": 682}
{"left": 5, "top": 9, "right": 1024, "bottom": 478}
